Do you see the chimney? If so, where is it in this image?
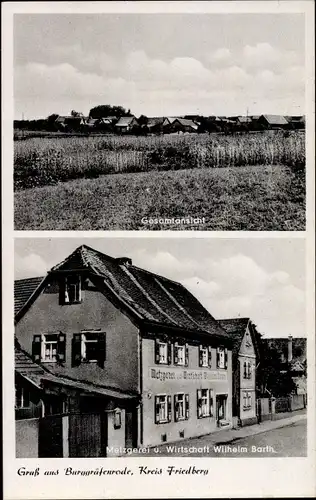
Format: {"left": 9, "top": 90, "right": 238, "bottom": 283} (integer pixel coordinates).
{"left": 116, "top": 257, "right": 132, "bottom": 267}
{"left": 288, "top": 336, "right": 293, "bottom": 363}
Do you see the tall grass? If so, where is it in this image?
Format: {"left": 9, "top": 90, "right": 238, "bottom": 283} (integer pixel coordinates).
{"left": 14, "top": 131, "right": 305, "bottom": 190}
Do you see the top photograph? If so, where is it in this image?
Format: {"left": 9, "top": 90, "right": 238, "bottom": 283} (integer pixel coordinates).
{"left": 14, "top": 12, "right": 306, "bottom": 231}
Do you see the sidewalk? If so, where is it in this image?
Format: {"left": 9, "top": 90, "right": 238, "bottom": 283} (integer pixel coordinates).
{"left": 148, "top": 409, "right": 306, "bottom": 455}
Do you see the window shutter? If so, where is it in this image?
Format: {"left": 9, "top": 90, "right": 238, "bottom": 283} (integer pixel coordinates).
{"left": 209, "top": 389, "right": 214, "bottom": 416}
{"left": 216, "top": 349, "right": 220, "bottom": 368}
{"left": 97, "top": 333, "right": 106, "bottom": 368}
{"left": 224, "top": 348, "right": 228, "bottom": 369}
{"left": 174, "top": 395, "right": 178, "bottom": 422}
{"left": 197, "top": 389, "right": 202, "bottom": 419}
{"left": 208, "top": 346, "right": 212, "bottom": 368}
{"left": 185, "top": 394, "right": 189, "bottom": 420}
{"left": 167, "top": 341, "right": 172, "bottom": 365}
{"left": 32, "top": 335, "right": 42, "bottom": 362}
{"left": 154, "top": 339, "right": 160, "bottom": 364}
{"left": 185, "top": 343, "right": 189, "bottom": 367}
{"left": 167, "top": 395, "right": 172, "bottom": 422}
{"left": 174, "top": 343, "right": 179, "bottom": 365}
{"left": 154, "top": 396, "right": 159, "bottom": 424}
{"left": 198, "top": 345, "right": 203, "bottom": 367}
{"left": 57, "top": 332, "right": 66, "bottom": 362}
{"left": 72, "top": 334, "right": 82, "bottom": 367}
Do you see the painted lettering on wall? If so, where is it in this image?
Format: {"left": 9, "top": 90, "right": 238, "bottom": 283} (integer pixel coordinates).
{"left": 149, "top": 368, "right": 227, "bottom": 382}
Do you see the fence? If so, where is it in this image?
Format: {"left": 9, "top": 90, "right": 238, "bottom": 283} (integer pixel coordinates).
{"left": 257, "top": 394, "right": 306, "bottom": 423}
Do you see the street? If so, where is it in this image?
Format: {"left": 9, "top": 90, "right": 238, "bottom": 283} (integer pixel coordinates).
{"left": 149, "top": 418, "right": 307, "bottom": 458}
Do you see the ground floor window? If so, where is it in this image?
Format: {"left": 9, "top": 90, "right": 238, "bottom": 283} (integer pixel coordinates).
{"left": 155, "top": 395, "right": 172, "bottom": 424}
{"left": 174, "top": 393, "right": 189, "bottom": 421}
{"left": 243, "top": 391, "right": 252, "bottom": 410}
{"left": 197, "top": 389, "right": 214, "bottom": 418}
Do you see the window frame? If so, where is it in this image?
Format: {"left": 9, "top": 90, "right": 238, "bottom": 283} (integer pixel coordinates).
{"left": 174, "top": 343, "right": 185, "bottom": 366}
{"left": 243, "top": 391, "right": 252, "bottom": 410}
{"left": 41, "top": 333, "right": 58, "bottom": 362}
{"left": 62, "top": 275, "right": 82, "bottom": 305}
{"left": 155, "top": 394, "right": 169, "bottom": 424}
{"left": 217, "top": 347, "right": 227, "bottom": 369}
{"left": 158, "top": 341, "right": 168, "bottom": 365}
{"left": 81, "top": 332, "right": 99, "bottom": 363}
{"left": 174, "top": 392, "right": 185, "bottom": 421}
{"left": 243, "top": 360, "right": 252, "bottom": 379}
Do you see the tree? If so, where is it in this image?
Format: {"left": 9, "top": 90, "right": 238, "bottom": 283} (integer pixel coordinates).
{"left": 89, "top": 105, "right": 132, "bottom": 119}
{"left": 70, "top": 110, "right": 83, "bottom": 117}
{"left": 138, "top": 115, "right": 148, "bottom": 126}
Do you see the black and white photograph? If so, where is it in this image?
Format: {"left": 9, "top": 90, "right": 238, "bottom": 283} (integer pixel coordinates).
{"left": 14, "top": 12, "right": 306, "bottom": 231}
{"left": 14, "top": 237, "right": 307, "bottom": 458}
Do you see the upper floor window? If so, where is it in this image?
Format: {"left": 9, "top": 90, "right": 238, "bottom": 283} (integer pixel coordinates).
{"left": 60, "top": 275, "right": 82, "bottom": 305}
{"left": 32, "top": 333, "right": 66, "bottom": 363}
{"left": 174, "top": 343, "right": 189, "bottom": 366}
{"left": 155, "top": 339, "right": 171, "bottom": 365}
{"left": 243, "top": 360, "right": 252, "bottom": 379}
{"left": 199, "top": 345, "right": 212, "bottom": 368}
{"left": 15, "top": 385, "right": 30, "bottom": 409}
{"left": 217, "top": 347, "right": 228, "bottom": 369}
{"left": 72, "top": 332, "right": 106, "bottom": 368}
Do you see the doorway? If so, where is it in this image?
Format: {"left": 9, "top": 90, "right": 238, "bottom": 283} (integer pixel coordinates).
{"left": 125, "top": 407, "right": 138, "bottom": 448}
{"left": 216, "top": 394, "right": 227, "bottom": 426}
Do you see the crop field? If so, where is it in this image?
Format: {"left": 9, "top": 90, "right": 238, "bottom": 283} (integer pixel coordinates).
{"left": 14, "top": 131, "right": 305, "bottom": 230}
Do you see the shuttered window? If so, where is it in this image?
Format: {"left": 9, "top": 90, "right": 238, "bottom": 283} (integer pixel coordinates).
{"left": 155, "top": 395, "right": 170, "bottom": 424}
{"left": 197, "top": 389, "right": 213, "bottom": 418}
{"left": 174, "top": 393, "right": 190, "bottom": 422}
{"left": 32, "top": 333, "right": 66, "bottom": 363}
{"left": 60, "top": 275, "right": 82, "bottom": 305}
{"left": 71, "top": 332, "right": 106, "bottom": 368}
{"left": 217, "top": 347, "right": 226, "bottom": 369}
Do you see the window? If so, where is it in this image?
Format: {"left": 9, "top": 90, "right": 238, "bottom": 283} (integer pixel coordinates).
{"left": 32, "top": 333, "right": 66, "bottom": 363}
{"left": 243, "top": 360, "right": 252, "bottom": 379}
{"left": 197, "top": 389, "right": 214, "bottom": 418}
{"left": 174, "top": 343, "right": 188, "bottom": 366}
{"left": 155, "top": 339, "right": 171, "bottom": 365}
{"left": 155, "top": 395, "right": 172, "bottom": 424}
{"left": 60, "top": 275, "right": 82, "bottom": 305}
{"left": 174, "top": 393, "right": 189, "bottom": 421}
{"left": 43, "top": 334, "right": 58, "bottom": 361}
{"left": 243, "top": 391, "right": 252, "bottom": 410}
{"left": 199, "top": 345, "right": 212, "bottom": 368}
{"left": 15, "top": 385, "right": 30, "bottom": 409}
{"left": 217, "top": 347, "right": 228, "bottom": 369}
{"left": 72, "top": 332, "right": 106, "bottom": 368}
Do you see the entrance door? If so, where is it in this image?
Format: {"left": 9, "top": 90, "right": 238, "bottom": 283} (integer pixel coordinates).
{"left": 125, "top": 408, "right": 137, "bottom": 448}
{"left": 216, "top": 395, "right": 227, "bottom": 426}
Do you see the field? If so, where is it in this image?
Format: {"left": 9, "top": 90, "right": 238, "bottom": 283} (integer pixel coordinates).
{"left": 14, "top": 131, "right": 305, "bottom": 230}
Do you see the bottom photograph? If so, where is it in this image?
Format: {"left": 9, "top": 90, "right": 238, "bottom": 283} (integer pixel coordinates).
{"left": 14, "top": 237, "right": 307, "bottom": 458}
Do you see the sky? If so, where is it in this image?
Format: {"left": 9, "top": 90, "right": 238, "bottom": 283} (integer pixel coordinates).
{"left": 15, "top": 237, "right": 305, "bottom": 339}
{"left": 14, "top": 13, "right": 305, "bottom": 119}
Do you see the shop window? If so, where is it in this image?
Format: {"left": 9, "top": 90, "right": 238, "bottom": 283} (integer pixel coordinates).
{"left": 199, "top": 345, "right": 212, "bottom": 368}
{"left": 60, "top": 275, "right": 82, "bottom": 305}
{"left": 72, "top": 332, "right": 106, "bottom": 368}
{"left": 32, "top": 333, "right": 66, "bottom": 363}
{"left": 155, "top": 339, "right": 171, "bottom": 365}
{"left": 174, "top": 343, "right": 189, "bottom": 366}
{"left": 197, "top": 389, "right": 214, "bottom": 418}
{"left": 174, "top": 393, "right": 189, "bottom": 421}
{"left": 15, "top": 385, "right": 30, "bottom": 409}
{"left": 217, "top": 347, "right": 228, "bottom": 369}
{"left": 155, "top": 395, "right": 172, "bottom": 424}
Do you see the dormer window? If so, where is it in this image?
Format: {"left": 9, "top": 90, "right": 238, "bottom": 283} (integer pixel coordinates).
{"left": 60, "top": 275, "right": 82, "bottom": 304}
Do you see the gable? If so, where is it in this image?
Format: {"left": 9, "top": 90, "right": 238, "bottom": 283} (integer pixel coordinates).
{"left": 239, "top": 325, "right": 255, "bottom": 356}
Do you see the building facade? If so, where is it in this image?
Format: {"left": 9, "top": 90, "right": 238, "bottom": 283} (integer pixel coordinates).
{"left": 15, "top": 245, "right": 233, "bottom": 455}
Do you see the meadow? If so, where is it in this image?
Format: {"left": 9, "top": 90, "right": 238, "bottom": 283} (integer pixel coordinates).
{"left": 14, "top": 131, "right": 305, "bottom": 230}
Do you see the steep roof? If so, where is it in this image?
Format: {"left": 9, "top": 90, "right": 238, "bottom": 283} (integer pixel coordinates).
{"left": 218, "top": 318, "right": 250, "bottom": 358}
{"left": 16, "top": 245, "right": 230, "bottom": 342}
{"left": 14, "top": 276, "right": 44, "bottom": 316}
{"left": 174, "top": 118, "right": 198, "bottom": 130}
{"left": 147, "top": 117, "right": 164, "bottom": 128}
{"left": 261, "top": 114, "right": 288, "bottom": 126}
{"left": 115, "top": 116, "right": 136, "bottom": 127}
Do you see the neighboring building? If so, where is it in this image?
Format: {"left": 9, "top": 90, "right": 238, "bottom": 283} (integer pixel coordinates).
{"left": 147, "top": 117, "right": 165, "bottom": 134}
{"left": 15, "top": 245, "right": 234, "bottom": 452}
{"left": 114, "top": 116, "right": 138, "bottom": 133}
{"left": 218, "top": 318, "right": 259, "bottom": 427}
{"left": 258, "top": 114, "right": 289, "bottom": 129}
{"left": 262, "top": 337, "right": 307, "bottom": 395}
{"left": 285, "top": 116, "right": 305, "bottom": 130}
{"left": 163, "top": 117, "right": 198, "bottom": 134}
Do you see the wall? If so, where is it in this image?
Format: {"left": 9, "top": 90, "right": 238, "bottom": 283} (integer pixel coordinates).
{"left": 239, "top": 325, "right": 257, "bottom": 423}
{"left": 106, "top": 409, "right": 126, "bottom": 457}
{"left": 16, "top": 419, "right": 39, "bottom": 458}
{"left": 141, "top": 337, "right": 232, "bottom": 447}
{"left": 15, "top": 276, "right": 139, "bottom": 393}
